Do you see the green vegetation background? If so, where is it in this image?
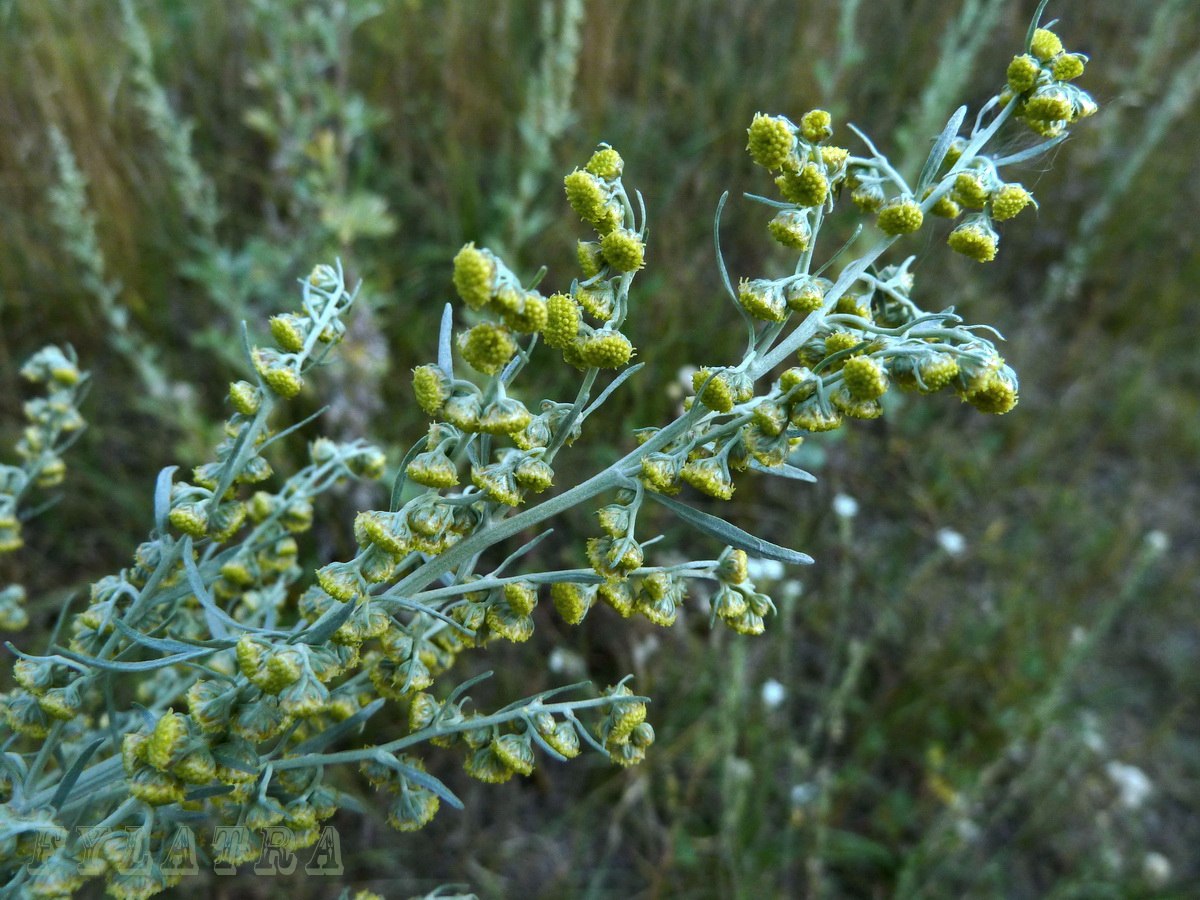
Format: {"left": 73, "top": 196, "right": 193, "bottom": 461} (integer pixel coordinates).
{"left": 1, "top": 0, "right": 1198, "bottom": 897}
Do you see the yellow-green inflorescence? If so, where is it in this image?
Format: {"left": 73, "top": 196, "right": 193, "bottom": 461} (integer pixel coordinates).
{"left": 0, "top": 9, "right": 1097, "bottom": 893}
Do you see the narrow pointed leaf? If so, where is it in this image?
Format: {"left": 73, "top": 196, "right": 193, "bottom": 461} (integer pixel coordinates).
{"left": 437, "top": 303, "right": 454, "bottom": 376}
{"left": 748, "top": 460, "right": 818, "bottom": 482}
{"left": 646, "top": 491, "right": 814, "bottom": 565}
{"left": 291, "top": 596, "right": 359, "bottom": 646}
{"left": 154, "top": 466, "right": 178, "bottom": 534}
{"left": 56, "top": 647, "right": 213, "bottom": 672}
{"left": 917, "top": 105, "right": 967, "bottom": 192}
{"left": 50, "top": 739, "right": 104, "bottom": 811}
{"left": 392, "top": 761, "right": 464, "bottom": 810}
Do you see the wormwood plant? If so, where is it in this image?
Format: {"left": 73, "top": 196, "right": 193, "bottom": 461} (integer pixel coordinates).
{"left": 0, "top": 5, "right": 1095, "bottom": 895}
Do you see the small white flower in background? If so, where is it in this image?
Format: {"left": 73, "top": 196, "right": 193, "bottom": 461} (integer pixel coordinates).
{"left": 631, "top": 634, "right": 661, "bottom": 672}
{"left": 667, "top": 365, "right": 698, "bottom": 403}
{"left": 1143, "top": 529, "right": 1169, "bottom": 556}
{"left": 1079, "top": 711, "right": 1106, "bottom": 754}
{"left": 832, "top": 493, "right": 859, "bottom": 519}
{"left": 1104, "top": 760, "right": 1153, "bottom": 809}
{"left": 1142, "top": 851, "right": 1172, "bottom": 887}
{"left": 760, "top": 678, "right": 786, "bottom": 709}
{"left": 779, "top": 579, "right": 803, "bottom": 602}
{"left": 936, "top": 527, "right": 967, "bottom": 557}
{"left": 1070, "top": 626, "right": 1087, "bottom": 647}
{"left": 548, "top": 647, "right": 585, "bottom": 677}
{"left": 790, "top": 783, "right": 817, "bottom": 807}
{"left": 954, "top": 816, "right": 982, "bottom": 844}
{"left": 746, "top": 557, "right": 785, "bottom": 583}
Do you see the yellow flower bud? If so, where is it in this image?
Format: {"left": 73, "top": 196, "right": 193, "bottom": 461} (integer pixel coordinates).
{"left": 767, "top": 210, "right": 811, "bottom": 249}
{"left": 412, "top": 365, "right": 452, "bottom": 416}
{"left": 471, "top": 464, "right": 523, "bottom": 506}
{"left": 485, "top": 602, "right": 535, "bottom": 642}
{"left": 990, "top": 184, "right": 1033, "bottom": 222}
{"left": 953, "top": 172, "right": 990, "bottom": 209}
{"left": 458, "top": 323, "right": 517, "bottom": 376}
{"left": 599, "top": 228, "right": 645, "bottom": 273}
{"left": 409, "top": 692, "right": 440, "bottom": 731}
{"left": 452, "top": 243, "right": 497, "bottom": 309}
{"left": 800, "top": 108, "right": 832, "bottom": 143}
{"left": 1030, "top": 27, "right": 1063, "bottom": 63}
{"left": 502, "top": 292, "right": 550, "bottom": 333}
{"left": 442, "top": 391, "right": 483, "bottom": 432}
{"left": 503, "top": 581, "right": 539, "bottom": 616}
{"left": 543, "top": 293, "right": 582, "bottom": 349}
{"left": 598, "top": 580, "right": 635, "bottom": 617}
{"left": 491, "top": 733, "right": 535, "bottom": 776}
{"left": 775, "top": 162, "right": 828, "bottom": 207}
{"left": 1052, "top": 53, "right": 1085, "bottom": 82}
{"left": 36, "top": 687, "right": 80, "bottom": 720}
{"left": 726, "top": 608, "right": 766, "bottom": 636}
{"left": 600, "top": 685, "right": 646, "bottom": 746}
{"left": 463, "top": 746, "right": 515, "bottom": 783}
{"left": 168, "top": 502, "right": 208, "bottom": 538}
{"left": 823, "top": 330, "right": 861, "bottom": 359}
{"left": 790, "top": 398, "right": 843, "bottom": 433}
{"left": 315, "top": 563, "right": 363, "bottom": 602}
{"left": 35, "top": 457, "right": 66, "bottom": 489}
{"left": 406, "top": 449, "right": 459, "bottom": 489}
{"left": 929, "top": 193, "right": 962, "bottom": 219}
{"left": 1024, "top": 87, "right": 1072, "bottom": 122}
{"left": 639, "top": 452, "right": 682, "bottom": 494}
{"left": 577, "top": 330, "right": 634, "bottom": 369}
{"left": 852, "top": 182, "right": 886, "bottom": 212}
{"left": 680, "top": 456, "right": 734, "bottom": 500}
{"left": 746, "top": 113, "right": 796, "bottom": 171}
{"left": 947, "top": 220, "right": 999, "bottom": 262}
{"left": 738, "top": 278, "right": 787, "bottom": 322}
{"left": 575, "top": 282, "right": 615, "bottom": 320}
{"left": 269, "top": 314, "right": 308, "bottom": 353}
{"left": 841, "top": 355, "right": 888, "bottom": 400}
{"left": 173, "top": 747, "right": 216, "bottom": 785}
{"left": 577, "top": 240, "right": 606, "bottom": 278}
{"left": 918, "top": 354, "right": 960, "bottom": 392}
{"left": 551, "top": 582, "right": 598, "bottom": 625}
{"left": 479, "top": 397, "right": 533, "bottom": 435}
{"left": 585, "top": 145, "right": 624, "bottom": 179}
{"left": 564, "top": 168, "right": 608, "bottom": 223}
{"left": 228, "top": 384, "right": 261, "bottom": 420}
{"left": 514, "top": 457, "right": 554, "bottom": 492}
{"left": 387, "top": 787, "right": 440, "bottom": 832}
{"left": 719, "top": 549, "right": 749, "bottom": 584}
{"left": 692, "top": 367, "right": 735, "bottom": 413}
{"left": 129, "top": 767, "right": 187, "bottom": 806}
{"left": 876, "top": 197, "right": 924, "bottom": 235}
{"left": 820, "top": 145, "right": 850, "bottom": 179}
{"left": 147, "top": 710, "right": 187, "bottom": 771}
{"left": 786, "top": 279, "right": 827, "bottom": 315}
{"left": 1006, "top": 54, "right": 1041, "bottom": 94}
{"left": 543, "top": 721, "right": 582, "bottom": 758}
{"left": 964, "top": 371, "right": 1018, "bottom": 414}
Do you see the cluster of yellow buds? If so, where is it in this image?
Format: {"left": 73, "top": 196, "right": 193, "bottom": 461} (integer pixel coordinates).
{"left": 709, "top": 548, "right": 776, "bottom": 635}
{"left": 746, "top": 109, "right": 850, "bottom": 252}
{"left": 1, "top": 346, "right": 88, "bottom": 629}
{"left": 0, "top": 7, "right": 1099, "bottom": 890}
{"left": 597, "top": 683, "right": 654, "bottom": 767}
{"left": 253, "top": 262, "right": 352, "bottom": 398}
{"left": 1004, "top": 26, "right": 1095, "bottom": 138}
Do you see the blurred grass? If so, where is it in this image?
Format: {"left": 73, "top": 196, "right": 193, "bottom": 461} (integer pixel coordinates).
{"left": 2, "top": 0, "right": 1199, "bottom": 897}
